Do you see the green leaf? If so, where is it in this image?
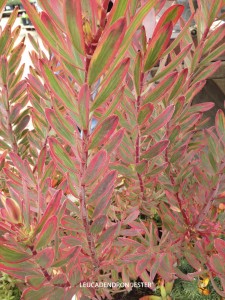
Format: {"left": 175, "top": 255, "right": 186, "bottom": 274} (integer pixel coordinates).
{"left": 0, "top": 245, "right": 31, "bottom": 263}
{"left": 134, "top": 52, "right": 142, "bottom": 96}
{"left": 64, "top": 0, "right": 85, "bottom": 55}
{"left": 112, "top": 0, "right": 158, "bottom": 69}
{"left": 21, "top": 0, "right": 72, "bottom": 63}
{"left": 40, "top": 62, "right": 79, "bottom": 116}
{"left": 97, "top": 223, "right": 120, "bottom": 244}
{"left": 150, "top": 44, "right": 192, "bottom": 83}
{"left": 215, "top": 110, "right": 225, "bottom": 146}
{"left": 138, "top": 103, "right": 154, "bottom": 125}
{"left": 22, "top": 285, "right": 53, "bottom": 300}
{"left": 45, "top": 108, "right": 75, "bottom": 146}
{"left": 143, "top": 72, "right": 178, "bottom": 104}
{"left": 90, "top": 215, "right": 107, "bottom": 234}
{"left": 49, "top": 138, "right": 79, "bottom": 173}
{"left": 34, "top": 216, "right": 57, "bottom": 250}
{"left": 88, "top": 18, "right": 127, "bottom": 85}
{"left": 89, "top": 115, "right": 119, "bottom": 149}
{"left": 143, "top": 105, "right": 175, "bottom": 135}
{"left": 144, "top": 22, "right": 173, "bottom": 72}
{"left": 192, "top": 61, "right": 221, "bottom": 84}
{"left": 107, "top": 0, "right": 130, "bottom": 26}
{"left": 91, "top": 58, "right": 130, "bottom": 111}
{"left": 82, "top": 150, "right": 108, "bottom": 186}
{"left": 141, "top": 140, "right": 169, "bottom": 159}
{"left": 87, "top": 171, "right": 117, "bottom": 204}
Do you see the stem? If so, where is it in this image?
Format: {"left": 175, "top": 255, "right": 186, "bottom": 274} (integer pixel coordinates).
{"left": 165, "top": 125, "right": 190, "bottom": 225}
{"left": 135, "top": 74, "right": 146, "bottom": 203}
{"left": 79, "top": 130, "right": 99, "bottom": 269}
{"left": 195, "top": 179, "right": 220, "bottom": 229}
{"left": 78, "top": 58, "right": 99, "bottom": 270}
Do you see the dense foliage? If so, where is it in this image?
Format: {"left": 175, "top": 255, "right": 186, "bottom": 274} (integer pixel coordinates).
{"left": 0, "top": 0, "right": 225, "bottom": 299}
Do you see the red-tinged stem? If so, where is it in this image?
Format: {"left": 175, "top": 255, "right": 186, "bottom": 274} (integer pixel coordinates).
{"left": 135, "top": 74, "right": 146, "bottom": 203}
{"left": 79, "top": 59, "right": 99, "bottom": 270}
{"left": 30, "top": 246, "right": 71, "bottom": 287}
{"left": 79, "top": 130, "right": 99, "bottom": 269}
{"left": 165, "top": 125, "right": 190, "bottom": 225}
{"left": 195, "top": 179, "right": 220, "bottom": 229}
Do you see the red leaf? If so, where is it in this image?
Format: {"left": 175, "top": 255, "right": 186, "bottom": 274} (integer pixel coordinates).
{"left": 35, "top": 190, "right": 62, "bottom": 235}
{"left": 154, "top": 5, "right": 184, "bottom": 33}
{"left": 34, "top": 216, "right": 58, "bottom": 250}
{"left": 89, "top": 115, "right": 119, "bottom": 149}
{"left": 64, "top": 0, "right": 85, "bottom": 55}
{"left": 143, "top": 105, "right": 175, "bottom": 135}
{"left": 88, "top": 17, "right": 127, "bottom": 85}
{"left": 82, "top": 150, "right": 108, "bottom": 185}
{"left": 142, "top": 140, "right": 169, "bottom": 159}
{"left": 97, "top": 223, "right": 120, "bottom": 244}
{"left": 87, "top": 171, "right": 117, "bottom": 204}
{"left": 144, "top": 22, "right": 173, "bottom": 71}
{"left": 105, "top": 128, "right": 125, "bottom": 154}
{"left": 214, "top": 239, "right": 225, "bottom": 260}
{"left": 35, "top": 248, "right": 55, "bottom": 269}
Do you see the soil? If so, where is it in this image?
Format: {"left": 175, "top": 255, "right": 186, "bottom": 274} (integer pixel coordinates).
{"left": 111, "top": 287, "right": 154, "bottom": 300}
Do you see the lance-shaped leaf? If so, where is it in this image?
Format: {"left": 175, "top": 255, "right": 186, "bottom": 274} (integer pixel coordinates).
{"left": 210, "top": 254, "right": 225, "bottom": 275}
{"left": 91, "top": 58, "right": 130, "bottom": 111}
{"left": 49, "top": 137, "right": 79, "bottom": 173}
{"left": 168, "top": 68, "right": 188, "bottom": 100}
{"left": 92, "top": 187, "right": 114, "bottom": 220}
{"left": 45, "top": 109, "right": 75, "bottom": 146}
{"left": 40, "top": 62, "right": 79, "bottom": 116}
{"left": 192, "top": 61, "right": 221, "bottom": 84}
{"left": 25, "top": 275, "right": 45, "bottom": 290}
{"left": 88, "top": 18, "right": 127, "bottom": 85}
{"left": 150, "top": 44, "right": 192, "bottom": 83}
{"left": 38, "top": 0, "right": 64, "bottom": 30}
{"left": 203, "top": 23, "right": 225, "bottom": 56}
{"left": 143, "top": 72, "right": 178, "bottom": 104}
{"left": 35, "top": 248, "right": 55, "bottom": 269}
{"left": 141, "top": 140, "right": 169, "bottom": 159}
{"left": 216, "top": 110, "right": 225, "bottom": 147}
{"left": 90, "top": 215, "right": 108, "bottom": 234}
{"left": 154, "top": 4, "right": 184, "bottom": 33}
{"left": 214, "top": 239, "right": 225, "bottom": 260}
{"left": 64, "top": 0, "right": 85, "bottom": 55}
{"left": 143, "top": 105, "right": 175, "bottom": 135}
{"left": 144, "top": 22, "right": 173, "bottom": 72}
{"left": 34, "top": 216, "right": 57, "bottom": 250}
{"left": 82, "top": 150, "right": 108, "bottom": 185}
{"left": 107, "top": 0, "right": 130, "bottom": 26}
{"left": 111, "top": 0, "right": 158, "bottom": 69}
{"left": 134, "top": 52, "right": 142, "bottom": 96}
{"left": 4, "top": 198, "right": 22, "bottom": 224}
{"left": 87, "top": 170, "right": 117, "bottom": 204}
{"left": 0, "top": 0, "right": 7, "bottom": 14}
{"left": 35, "top": 190, "right": 62, "bottom": 235}
{"left": 89, "top": 115, "right": 119, "bottom": 149}
{"left": 78, "top": 84, "right": 90, "bottom": 130}
{"left": 0, "top": 245, "right": 31, "bottom": 263}
{"left": 51, "top": 246, "right": 81, "bottom": 268}
{"left": 22, "top": 285, "right": 53, "bottom": 300}
{"left": 97, "top": 223, "right": 120, "bottom": 244}
{"left": 21, "top": 0, "right": 72, "bottom": 63}
{"left": 138, "top": 103, "right": 154, "bottom": 125}
{"left": 105, "top": 128, "right": 125, "bottom": 154}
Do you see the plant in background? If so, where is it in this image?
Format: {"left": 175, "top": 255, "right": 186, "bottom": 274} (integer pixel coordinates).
{"left": 0, "top": 0, "right": 225, "bottom": 299}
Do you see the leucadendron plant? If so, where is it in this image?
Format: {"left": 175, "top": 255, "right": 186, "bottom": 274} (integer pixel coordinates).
{"left": 0, "top": 0, "right": 225, "bottom": 299}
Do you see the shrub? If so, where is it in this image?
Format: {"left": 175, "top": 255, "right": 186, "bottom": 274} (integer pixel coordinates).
{"left": 0, "top": 0, "right": 225, "bottom": 299}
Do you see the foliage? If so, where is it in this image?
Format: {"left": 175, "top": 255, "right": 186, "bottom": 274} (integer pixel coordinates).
{"left": 0, "top": 272, "right": 21, "bottom": 300}
{"left": 0, "top": 0, "right": 225, "bottom": 299}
